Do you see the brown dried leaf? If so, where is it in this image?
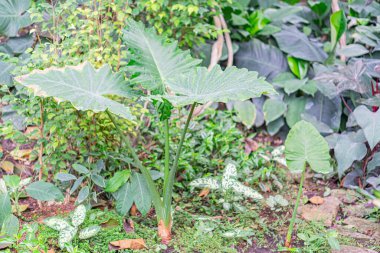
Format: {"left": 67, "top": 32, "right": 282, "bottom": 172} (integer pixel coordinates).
{"left": 0, "top": 161, "right": 14, "bottom": 174}
{"left": 109, "top": 238, "right": 147, "bottom": 250}
{"left": 130, "top": 204, "right": 138, "bottom": 216}
{"left": 309, "top": 196, "right": 324, "bottom": 205}
{"left": 198, "top": 188, "right": 210, "bottom": 197}
{"left": 123, "top": 219, "right": 134, "bottom": 233}
{"left": 244, "top": 138, "right": 259, "bottom": 155}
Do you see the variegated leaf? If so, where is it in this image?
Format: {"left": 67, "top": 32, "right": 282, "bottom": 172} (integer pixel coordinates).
{"left": 58, "top": 226, "right": 77, "bottom": 249}
{"left": 71, "top": 204, "right": 86, "bottom": 227}
{"left": 78, "top": 225, "right": 101, "bottom": 239}
{"left": 229, "top": 180, "right": 263, "bottom": 200}
{"left": 222, "top": 164, "right": 238, "bottom": 190}
{"left": 43, "top": 217, "right": 70, "bottom": 231}
{"left": 189, "top": 178, "right": 221, "bottom": 190}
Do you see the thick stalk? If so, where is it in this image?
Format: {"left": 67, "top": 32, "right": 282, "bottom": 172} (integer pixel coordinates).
{"left": 162, "top": 119, "right": 170, "bottom": 196}
{"left": 285, "top": 167, "right": 306, "bottom": 248}
{"left": 105, "top": 110, "right": 164, "bottom": 218}
{"left": 162, "top": 103, "right": 196, "bottom": 224}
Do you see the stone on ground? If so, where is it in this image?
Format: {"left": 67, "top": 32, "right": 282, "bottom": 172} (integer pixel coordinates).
{"left": 298, "top": 196, "right": 341, "bottom": 226}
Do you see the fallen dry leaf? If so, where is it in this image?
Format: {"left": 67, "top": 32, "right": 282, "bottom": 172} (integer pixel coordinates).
{"left": 109, "top": 238, "right": 147, "bottom": 250}
{"left": 198, "top": 188, "right": 210, "bottom": 197}
{"left": 0, "top": 161, "right": 14, "bottom": 174}
{"left": 244, "top": 138, "right": 259, "bottom": 155}
{"left": 12, "top": 204, "right": 29, "bottom": 213}
{"left": 130, "top": 204, "right": 138, "bottom": 216}
{"left": 10, "top": 148, "right": 33, "bottom": 161}
{"left": 309, "top": 196, "right": 324, "bottom": 205}
{"left": 25, "top": 126, "right": 40, "bottom": 140}
{"left": 123, "top": 219, "right": 135, "bottom": 233}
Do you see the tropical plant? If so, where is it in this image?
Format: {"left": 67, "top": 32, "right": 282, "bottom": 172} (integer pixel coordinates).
{"left": 190, "top": 163, "right": 263, "bottom": 211}
{"left": 0, "top": 181, "right": 19, "bottom": 251}
{"left": 0, "top": 175, "right": 31, "bottom": 216}
{"left": 15, "top": 19, "right": 275, "bottom": 243}
{"left": 283, "top": 120, "right": 332, "bottom": 247}
{"left": 56, "top": 163, "right": 106, "bottom": 205}
{"left": 43, "top": 205, "right": 101, "bottom": 249}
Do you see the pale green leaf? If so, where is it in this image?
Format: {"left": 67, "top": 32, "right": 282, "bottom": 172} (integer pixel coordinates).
{"left": 1, "top": 214, "right": 19, "bottom": 236}
{"left": 26, "top": 181, "right": 64, "bottom": 201}
{"left": 72, "top": 164, "right": 89, "bottom": 175}
{"left": 15, "top": 62, "right": 135, "bottom": 120}
{"left": 234, "top": 100, "right": 256, "bottom": 129}
{"left": 286, "top": 96, "right": 306, "bottom": 127}
{"left": 163, "top": 65, "right": 276, "bottom": 106}
{"left": 105, "top": 170, "right": 130, "bottom": 193}
{"left": 285, "top": 120, "right": 331, "bottom": 173}
{"left": 263, "top": 98, "right": 287, "bottom": 123}
{"left": 0, "top": 193, "right": 11, "bottom": 227}
{"left": 229, "top": 180, "right": 263, "bottom": 199}
{"left": 114, "top": 182, "right": 133, "bottom": 215}
{"left": 0, "top": 0, "right": 32, "bottom": 37}
{"left": 123, "top": 19, "right": 200, "bottom": 93}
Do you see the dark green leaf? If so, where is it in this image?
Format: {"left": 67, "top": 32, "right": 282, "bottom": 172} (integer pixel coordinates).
{"left": 26, "top": 181, "right": 64, "bottom": 201}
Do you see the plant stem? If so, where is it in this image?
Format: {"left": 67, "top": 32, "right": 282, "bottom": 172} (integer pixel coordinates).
{"left": 285, "top": 167, "right": 306, "bottom": 248}
{"left": 105, "top": 110, "right": 164, "bottom": 218}
{"left": 162, "top": 103, "right": 196, "bottom": 224}
{"left": 163, "top": 119, "right": 170, "bottom": 196}
{"left": 38, "top": 98, "right": 45, "bottom": 181}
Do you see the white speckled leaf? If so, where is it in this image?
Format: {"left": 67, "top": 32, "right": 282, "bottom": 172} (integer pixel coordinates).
{"left": 78, "top": 225, "right": 101, "bottom": 239}
{"left": 15, "top": 62, "right": 135, "bottom": 120}
{"left": 164, "top": 65, "right": 276, "bottom": 106}
{"left": 71, "top": 204, "right": 86, "bottom": 227}
{"left": 58, "top": 226, "right": 77, "bottom": 249}
{"left": 190, "top": 178, "right": 221, "bottom": 190}
{"left": 44, "top": 217, "right": 70, "bottom": 231}
{"left": 229, "top": 180, "right": 263, "bottom": 200}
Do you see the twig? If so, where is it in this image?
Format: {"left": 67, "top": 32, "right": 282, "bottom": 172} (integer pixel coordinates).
{"left": 340, "top": 95, "right": 352, "bottom": 113}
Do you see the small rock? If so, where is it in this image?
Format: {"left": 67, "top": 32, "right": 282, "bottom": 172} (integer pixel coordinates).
{"left": 332, "top": 245, "right": 378, "bottom": 253}
{"left": 342, "top": 217, "right": 380, "bottom": 239}
{"left": 309, "top": 196, "right": 324, "bottom": 205}
{"left": 330, "top": 189, "right": 357, "bottom": 204}
{"left": 336, "top": 225, "right": 372, "bottom": 240}
{"left": 342, "top": 203, "right": 372, "bottom": 218}
{"left": 298, "top": 196, "right": 341, "bottom": 226}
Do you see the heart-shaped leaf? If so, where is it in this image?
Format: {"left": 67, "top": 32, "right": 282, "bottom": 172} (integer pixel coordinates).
{"left": 0, "top": 0, "right": 32, "bottom": 37}
{"left": 285, "top": 120, "right": 331, "bottom": 174}
{"left": 353, "top": 105, "right": 380, "bottom": 150}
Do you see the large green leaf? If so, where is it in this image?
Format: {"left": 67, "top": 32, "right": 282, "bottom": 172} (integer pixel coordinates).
{"left": 114, "top": 182, "right": 134, "bottom": 215}
{"left": 26, "top": 181, "right": 64, "bottom": 201}
{"left": 123, "top": 19, "right": 200, "bottom": 93}
{"left": 234, "top": 39, "right": 288, "bottom": 81}
{"left": 164, "top": 65, "right": 276, "bottom": 106}
{"left": 234, "top": 100, "right": 256, "bottom": 129}
{"left": 130, "top": 173, "right": 151, "bottom": 216}
{"left": 285, "top": 120, "right": 331, "bottom": 173}
{"left": 286, "top": 96, "right": 306, "bottom": 127}
{"left": 0, "top": 193, "right": 11, "bottom": 226}
{"left": 15, "top": 62, "right": 135, "bottom": 120}
{"left": 0, "top": 0, "right": 32, "bottom": 37}
{"left": 0, "top": 62, "right": 15, "bottom": 85}
{"left": 263, "top": 98, "right": 287, "bottom": 124}
{"left": 273, "top": 26, "right": 328, "bottom": 62}
{"left": 353, "top": 105, "right": 380, "bottom": 150}
{"left": 330, "top": 10, "right": 347, "bottom": 49}
{"left": 334, "top": 133, "right": 367, "bottom": 177}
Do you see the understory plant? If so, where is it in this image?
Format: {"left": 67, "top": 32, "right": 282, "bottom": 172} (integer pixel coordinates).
{"left": 190, "top": 163, "right": 263, "bottom": 211}
{"left": 15, "top": 19, "right": 275, "bottom": 243}
{"left": 0, "top": 175, "right": 31, "bottom": 216}
{"left": 283, "top": 120, "right": 331, "bottom": 247}
{"left": 43, "top": 205, "right": 101, "bottom": 249}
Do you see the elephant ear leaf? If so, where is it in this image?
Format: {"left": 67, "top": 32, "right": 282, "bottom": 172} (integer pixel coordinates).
{"left": 353, "top": 105, "right": 380, "bottom": 150}
{"left": 123, "top": 19, "right": 201, "bottom": 93}
{"left": 15, "top": 62, "right": 135, "bottom": 120}
{"left": 164, "top": 65, "right": 276, "bottom": 106}
{"left": 285, "top": 120, "right": 331, "bottom": 174}
{"left": 0, "top": 0, "right": 32, "bottom": 37}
